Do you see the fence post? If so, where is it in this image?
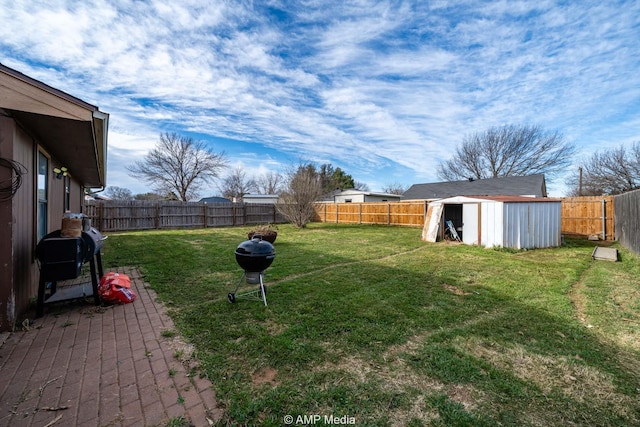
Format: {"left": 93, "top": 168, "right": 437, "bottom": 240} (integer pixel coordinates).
{"left": 387, "top": 203, "right": 391, "bottom": 225}
{"left": 232, "top": 204, "right": 236, "bottom": 226}
{"left": 243, "top": 203, "right": 247, "bottom": 225}
{"left": 359, "top": 203, "right": 362, "bottom": 224}
{"left": 155, "top": 203, "right": 160, "bottom": 229}
{"left": 602, "top": 199, "right": 606, "bottom": 240}
{"left": 98, "top": 202, "right": 104, "bottom": 232}
{"left": 336, "top": 203, "right": 339, "bottom": 224}
{"left": 203, "top": 203, "right": 207, "bottom": 228}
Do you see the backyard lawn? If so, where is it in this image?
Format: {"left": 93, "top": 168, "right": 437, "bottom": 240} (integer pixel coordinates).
{"left": 103, "top": 223, "right": 640, "bottom": 426}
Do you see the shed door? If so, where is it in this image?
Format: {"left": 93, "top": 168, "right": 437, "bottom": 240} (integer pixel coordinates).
{"left": 462, "top": 203, "right": 480, "bottom": 245}
{"left": 422, "top": 203, "right": 444, "bottom": 242}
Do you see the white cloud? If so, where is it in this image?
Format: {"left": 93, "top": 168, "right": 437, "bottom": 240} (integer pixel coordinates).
{"left": 1, "top": 0, "right": 639, "bottom": 194}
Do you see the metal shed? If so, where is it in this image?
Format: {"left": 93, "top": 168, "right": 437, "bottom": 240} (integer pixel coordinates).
{"left": 422, "top": 195, "right": 562, "bottom": 249}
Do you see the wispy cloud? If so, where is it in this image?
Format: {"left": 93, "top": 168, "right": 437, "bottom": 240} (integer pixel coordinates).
{"left": 1, "top": 0, "right": 639, "bottom": 196}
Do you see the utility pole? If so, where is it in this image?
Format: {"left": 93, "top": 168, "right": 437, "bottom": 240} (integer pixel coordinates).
{"left": 578, "top": 167, "right": 583, "bottom": 196}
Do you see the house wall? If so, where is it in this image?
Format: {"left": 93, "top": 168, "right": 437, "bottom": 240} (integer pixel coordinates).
{"left": 0, "top": 115, "right": 85, "bottom": 331}
{"left": 243, "top": 195, "right": 279, "bottom": 204}
{"left": 363, "top": 195, "right": 399, "bottom": 202}
{"left": 0, "top": 116, "right": 16, "bottom": 331}
{"left": 334, "top": 194, "right": 365, "bottom": 203}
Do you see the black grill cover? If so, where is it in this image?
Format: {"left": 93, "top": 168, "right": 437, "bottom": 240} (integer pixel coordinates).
{"left": 36, "top": 237, "right": 84, "bottom": 280}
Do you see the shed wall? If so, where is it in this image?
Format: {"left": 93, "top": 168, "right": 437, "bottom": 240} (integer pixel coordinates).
{"left": 502, "top": 202, "right": 561, "bottom": 249}
{"left": 481, "top": 201, "right": 504, "bottom": 248}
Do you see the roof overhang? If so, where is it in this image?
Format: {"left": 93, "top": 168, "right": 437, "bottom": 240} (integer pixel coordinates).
{"left": 0, "top": 64, "right": 108, "bottom": 188}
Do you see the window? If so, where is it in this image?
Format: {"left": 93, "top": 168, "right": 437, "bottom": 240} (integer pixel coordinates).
{"left": 37, "top": 151, "right": 48, "bottom": 241}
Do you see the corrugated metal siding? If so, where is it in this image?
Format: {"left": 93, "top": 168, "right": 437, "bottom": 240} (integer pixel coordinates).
{"left": 481, "top": 201, "right": 503, "bottom": 248}
{"left": 502, "top": 202, "right": 561, "bottom": 249}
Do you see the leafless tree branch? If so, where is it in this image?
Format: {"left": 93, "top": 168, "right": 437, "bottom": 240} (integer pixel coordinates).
{"left": 437, "top": 124, "right": 575, "bottom": 182}
{"left": 127, "top": 132, "right": 227, "bottom": 201}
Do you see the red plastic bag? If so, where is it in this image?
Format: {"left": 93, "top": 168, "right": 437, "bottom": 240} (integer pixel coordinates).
{"left": 99, "top": 272, "right": 136, "bottom": 304}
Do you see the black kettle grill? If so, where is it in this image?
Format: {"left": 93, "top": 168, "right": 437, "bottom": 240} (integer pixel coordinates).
{"left": 228, "top": 234, "right": 276, "bottom": 306}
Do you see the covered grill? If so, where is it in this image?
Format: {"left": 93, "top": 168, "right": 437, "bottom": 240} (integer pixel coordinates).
{"left": 35, "top": 227, "right": 106, "bottom": 317}
{"left": 228, "top": 235, "right": 276, "bottom": 305}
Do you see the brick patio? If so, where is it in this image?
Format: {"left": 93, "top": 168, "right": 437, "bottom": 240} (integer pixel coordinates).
{"left": 0, "top": 267, "right": 223, "bottom": 427}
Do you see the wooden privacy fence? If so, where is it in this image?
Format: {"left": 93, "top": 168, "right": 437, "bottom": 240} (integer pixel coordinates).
{"left": 316, "top": 198, "right": 617, "bottom": 239}
{"left": 561, "top": 196, "right": 614, "bottom": 240}
{"left": 84, "top": 200, "right": 286, "bottom": 232}
{"left": 313, "top": 201, "right": 428, "bottom": 227}
{"left": 86, "top": 197, "right": 618, "bottom": 239}
{"left": 614, "top": 189, "right": 640, "bottom": 254}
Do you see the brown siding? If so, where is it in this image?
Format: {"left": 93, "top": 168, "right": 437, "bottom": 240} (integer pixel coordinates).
{"left": 0, "top": 116, "right": 16, "bottom": 331}
{"left": 0, "top": 115, "right": 86, "bottom": 331}
{"left": 11, "top": 124, "right": 38, "bottom": 330}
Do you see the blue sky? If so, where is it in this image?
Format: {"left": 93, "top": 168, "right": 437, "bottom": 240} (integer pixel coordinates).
{"left": 1, "top": 0, "right": 639, "bottom": 197}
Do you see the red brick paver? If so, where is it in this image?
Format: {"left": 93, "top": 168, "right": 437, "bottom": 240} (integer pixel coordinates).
{"left": 0, "top": 267, "right": 223, "bottom": 427}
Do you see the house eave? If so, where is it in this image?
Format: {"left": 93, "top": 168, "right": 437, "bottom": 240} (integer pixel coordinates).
{"left": 0, "top": 64, "right": 108, "bottom": 188}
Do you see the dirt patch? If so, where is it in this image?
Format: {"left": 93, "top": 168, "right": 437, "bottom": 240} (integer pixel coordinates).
{"left": 264, "top": 319, "right": 288, "bottom": 336}
{"left": 568, "top": 266, "right": 591, "bottom": 324}
{"left": 446, "top": 384, "right": 477, "bottom": 411}
{"left": 443, "top": 284, "right": 472, "bottom": 296}
{"left": 166, "top": 335, "right": 199, "bottom": 369}
{"left": 460, "top": 337, "right": 638, "bottom": 420}
{"left": 252, "top": 366, "right": 280, "bottom": 387}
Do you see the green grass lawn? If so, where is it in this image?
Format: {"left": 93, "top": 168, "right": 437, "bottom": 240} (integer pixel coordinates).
{"left": 103, "top": 223, "right": 640, "bottom": 426}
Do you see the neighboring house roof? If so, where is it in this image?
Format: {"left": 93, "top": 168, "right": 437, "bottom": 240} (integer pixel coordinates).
{"left": 334, "top": 189, "right": 402, "bottom": 199}
{"left": 199, "top": 196, "right": 232, "bottom": 203}
{"left": 243, "top": 194, "right": 279, "bottom": 199}
{"left": 430, "top": 195, "right": 560, "bottom": 204}
{"left": 0, "top": 63, "right": 109, "bottom": 188}
{"left": 402, "top": 174, "right": 547, "bottom": 200}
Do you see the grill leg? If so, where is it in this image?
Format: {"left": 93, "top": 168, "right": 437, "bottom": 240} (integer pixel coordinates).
{"left": 233, "top": 271, "right": 246, "bottom": 294}
{"left": 259, "top": 273, "right": 267, "bottom": 306}
{"left": 36, "top": 274, "right": 46, "bottom": 318}
{"left": 88, "top": 257, "right": 100, "bottom": 306}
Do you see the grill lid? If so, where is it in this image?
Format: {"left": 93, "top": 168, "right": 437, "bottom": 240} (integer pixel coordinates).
{"left": 235, "top": 235, "right": 275, "bottom": 257}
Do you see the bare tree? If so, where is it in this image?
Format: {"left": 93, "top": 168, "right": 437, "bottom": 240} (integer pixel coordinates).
{"left": 134, "top": 192, "right": 166, "bottom": 201}
{"left": 127, "top": 133, "right": 227, "bottom": 201}
{"left": 104, "top": 186, "right": 133, "bottom": 200}
{"left": 218, "top": 166, "right": 257, "bottom": 201}
{"left": 437, "top": 124, "right": 575, "bottom": 182}
{"left": 277, "top": 162, "right": 323, "bottom": 228}
{"left": 566, "top": 142, "right": 640, "bottom": 196}
{"left": 382, "top": 182, "right": 407, "bottom": 195}
{"left": 255, "top": 171, "right": 283, "bottom": 194}
{"left": 353, "top": 181, "right": 370, "bottom": 191}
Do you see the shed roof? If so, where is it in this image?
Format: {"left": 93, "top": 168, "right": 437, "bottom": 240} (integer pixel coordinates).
{"left": 335, "top": 189, "right": 401, "bottom": 198}
{"left": 436, "top": 195, "right": 561, "bottom": 203}
{"left": 402, "top": 174, "right": 547, "bottom": 200}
